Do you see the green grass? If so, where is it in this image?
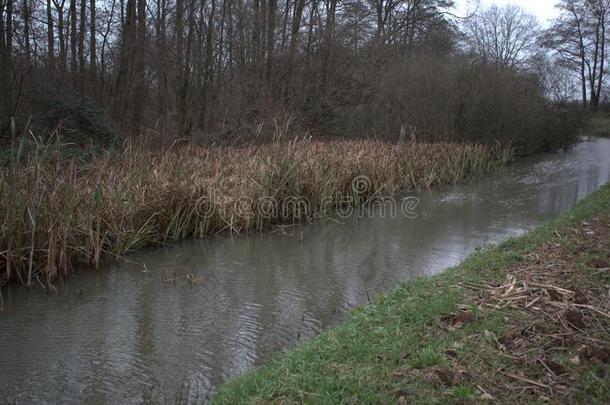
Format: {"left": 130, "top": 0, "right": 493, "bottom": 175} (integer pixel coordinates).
{"left": 213, "top": 184, "right": 610, "bottom": 404}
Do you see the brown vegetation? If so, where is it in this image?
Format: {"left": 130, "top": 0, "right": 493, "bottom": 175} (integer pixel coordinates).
{"left": 455, "top": 214, "right": 610, "bottom": 402}
{"left": 0, "top": 137, "right": 511, "bottom": 288}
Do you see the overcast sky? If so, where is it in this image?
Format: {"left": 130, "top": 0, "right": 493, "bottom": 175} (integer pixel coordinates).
{"left": 455, "top": 0, "right": 560, "bottom": 26}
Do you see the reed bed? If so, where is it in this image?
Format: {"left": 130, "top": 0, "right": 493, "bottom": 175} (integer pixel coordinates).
{"left": 0, "top": 137, "right": 512, "bottom": 288}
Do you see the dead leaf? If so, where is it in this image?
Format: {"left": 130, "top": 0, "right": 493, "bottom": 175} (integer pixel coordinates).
{"left": 393, "top": 367, "right": 410, "bottom": 381}
{"left": 565, "top": 310, "right": 586, "bottom": 329}
{"left": 585, "top": 346, "right": 610, "bottom": 364}
{"left": 573, "top": 289, "right": 590, "bottom": 304}
{"left": 441, "top": 310, "right": 475, "bottom": 328}
{"left": 589, "top": 258, "right": 609, "bottom": 269}
{"left": 539, "top": 356, "right": 566, "bottom": 376}
{"left": 419, "top": 367, "right": 462, "bottom": 387}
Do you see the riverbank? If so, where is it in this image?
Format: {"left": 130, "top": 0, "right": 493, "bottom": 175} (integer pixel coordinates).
{"left": 0, "top": 138, "right": 511, "bottom": 289}
{"left": 213, "top": 183, "right": 610, "bottom": 403}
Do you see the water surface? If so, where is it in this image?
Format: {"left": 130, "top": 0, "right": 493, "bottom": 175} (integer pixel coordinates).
{"left": 1, "top": 138, "right": 610, "bottom": 403}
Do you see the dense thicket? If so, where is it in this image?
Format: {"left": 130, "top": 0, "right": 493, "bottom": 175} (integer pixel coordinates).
{"left": 0, "top": 0, "right": 592, "bottom": 151}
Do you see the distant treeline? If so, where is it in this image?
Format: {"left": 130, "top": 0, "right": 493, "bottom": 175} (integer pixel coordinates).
{"left": 0, "top": 0, "right": 607, "bottom": 151}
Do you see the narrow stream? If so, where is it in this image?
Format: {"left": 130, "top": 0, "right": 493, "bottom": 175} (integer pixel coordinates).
{"left": 1, "top": 138, "right": 610, "bottom": 404}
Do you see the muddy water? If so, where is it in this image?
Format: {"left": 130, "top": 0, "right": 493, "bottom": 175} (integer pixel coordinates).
{"left": 1, "top": 138, "right": 610, "bottom": 404}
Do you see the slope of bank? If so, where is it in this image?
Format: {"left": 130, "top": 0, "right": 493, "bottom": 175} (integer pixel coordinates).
{"left": 213, "top": 184, "right": 610, "bottom": 404}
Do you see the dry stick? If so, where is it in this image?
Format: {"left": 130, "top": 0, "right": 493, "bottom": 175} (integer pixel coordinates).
{"left": 476, "top": 384, "right": 494, "bottom": 398}
{"left": 537, "top": 358, "right": 559, "bottom": 379}
{"left": 5, "top": 117, "right": 17, "bottom": 284}
{"left": 549, "top": 301, "right": 610, "bottom": 320}
{"left": 27, "top": 161, "right": 39, "bottom": 286}
{"left": 529, "top": 283, "right": 574, "bottom": 295}
{"left": 502, "top": 372, "right": 552, "bottom": 391}
{"left": 94, "top": 214, "right": 102, "bottom": 270}
{"left": 525, "top": 296, "right": 541, "bottom": 309}
{"left": 584, "top": 336, "right": 610, "bottom": 345}
{"left": 501, "top": 295, "right": 531, "bottom": 302}
{"left": 27, "top": 207, "right": 36, "bottom": 287}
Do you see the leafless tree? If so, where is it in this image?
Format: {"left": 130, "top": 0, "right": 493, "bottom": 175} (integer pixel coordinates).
{"left": 463, "top": 4, "right": 541, "bottom": 70}
{"left": 0, "top": 0, "right": 589, "bottom": 146}
{"left": 544, "top": 0, "right": 609, "bottom": 109}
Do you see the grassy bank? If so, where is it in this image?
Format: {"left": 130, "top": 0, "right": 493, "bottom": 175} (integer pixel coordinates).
{"left": 0, "top": 138, "right": 511, "bottom": 288}
{"left": 213, "top": 184, "right": 610, "bottom": 404}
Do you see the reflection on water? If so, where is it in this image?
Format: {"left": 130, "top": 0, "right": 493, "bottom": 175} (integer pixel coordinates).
{"left": 1, "top": 139, "right": 610, "bottom": 403}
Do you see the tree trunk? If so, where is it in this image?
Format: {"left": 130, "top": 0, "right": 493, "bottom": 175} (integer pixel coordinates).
{"left": 265, "top": 0, "right": 277, "bottom": 78}
{"left": 79, "top": 0, "right": 86, "bottom": 76}
{"left": 321, "top": 0, "right": 336, "bottom": 84}
{"left": 290, "top": 0, "right": 305, "bottom": 55}
{"left": 155, "top": 0, "right": 167, "bottom": 125}
{"left": 120, "top": 0, "right": 125, "bottom": 28}
{"left": 202, "top": 0, "right": 215, "bottom": 129}
{"left": 175, "top": 0, "right": 185, "bottom": 133}
{"left": 55, "top": 0, "right": 67, "bottom": 74}
{"left": 47, "top": 0, "right": 55, "bottom": 69}
{"left": 181, "top": 0, "right": 195, "bottom": 135}
{"left": 132, "top": 0, "right": 146, "bottom": 128}
{"left": 6, "top": 0, "right": 13, "bottom": 58}
{"left": 176, "top": 0, "right": 184, "bottom": 69}
{"left": 252, "top": 0, "right": 260, "bottom": 65}
{"left": 375, "top": 0, "right": 383, "bottom": 44}
{"left": 90, "top": 0, "right": 96, "bottom": 91}
{"left": 23, "top": 0, "right": 31, "bottom": 62}
{"left": 595, "top": 6, "right": 606, "bottom": 109}
{"left": 70, "top": 0, "right": 78, "bottom": 77}
{"left": 0, "top": 0, "right": 5, "bottom": 56}
{"left": 115, "top": 0, "right": 137, "bottom": 126}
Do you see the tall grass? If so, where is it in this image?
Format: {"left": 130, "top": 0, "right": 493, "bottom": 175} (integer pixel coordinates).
{"left": 0, "top": 136, "right": 512, "bottom": 288}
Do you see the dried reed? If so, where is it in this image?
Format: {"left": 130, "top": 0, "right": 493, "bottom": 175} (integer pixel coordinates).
{"left": 0, "top": 136, "right": 512, "bottom": 287}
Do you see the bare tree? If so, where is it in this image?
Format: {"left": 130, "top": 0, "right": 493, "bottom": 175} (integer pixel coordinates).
{"left": 544, "top": 0, "right": 609, "bottom": 108}
{"left": 463, "top": 4, "right": 540, "bottom": 70}
{"left": 0, "top": 0, "right": 591, "bottom": 144}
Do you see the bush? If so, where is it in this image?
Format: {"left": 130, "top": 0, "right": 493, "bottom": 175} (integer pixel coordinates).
{"left": 25, "top": 85, "right": 115, "bottom": 144}
{"left": 0, "top": 75, "right": 115, "bottom": 148}
{"left": 340, "top": 54, "right": 579, "bottom": 153}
